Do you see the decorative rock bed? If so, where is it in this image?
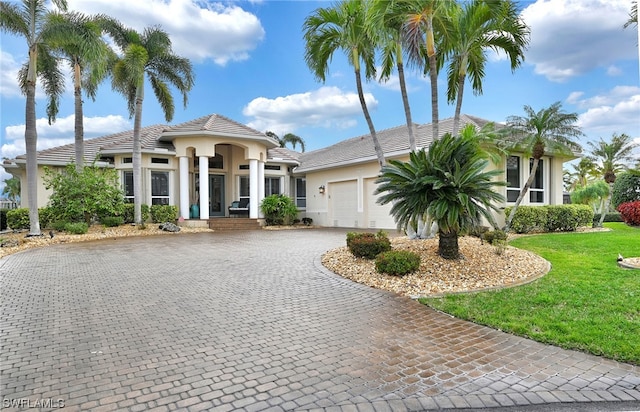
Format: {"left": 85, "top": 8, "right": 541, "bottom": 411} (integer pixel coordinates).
{"left": 618, "top": 257, "right": 640, "bottom": 270}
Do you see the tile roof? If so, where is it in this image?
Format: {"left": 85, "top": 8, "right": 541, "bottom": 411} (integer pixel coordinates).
{"left": 267, "top": 147, "right": 302, "bottom": 164}
{"left": 162, "top": 114, "right": 277, "bottom": 143}
{"left": 296, "top": 115, "right": 493, "bottom": 172}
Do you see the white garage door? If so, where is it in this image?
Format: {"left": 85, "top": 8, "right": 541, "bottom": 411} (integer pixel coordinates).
{"left": 329, "top": 180, "right": 358, "bottom": 227}
{"left": 365, "top": 178, "right": 395, "bottom": 229}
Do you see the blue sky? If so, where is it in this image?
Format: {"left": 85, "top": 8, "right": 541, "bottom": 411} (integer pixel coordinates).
{"left": 1, "top": 0, "right": 639, "bottom": 192}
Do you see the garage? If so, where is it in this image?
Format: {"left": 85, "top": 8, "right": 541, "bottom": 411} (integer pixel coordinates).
{"left": 328, "top": 180, "right": 358, "bottom": 227}
{"left": 364, "top": 178, "right": 395, "bottom": 229}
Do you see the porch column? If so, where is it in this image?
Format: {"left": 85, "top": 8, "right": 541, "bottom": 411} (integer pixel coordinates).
{"left": 258, "top": 160, "right": 265, "bottom": 218}
{"left": 249, "top": 159, "right": 259, "bottom": 219}
{"left": 199, "top": 156, "right": 209, "bottom": 219}
{"left": 179, "top": 156, "right": 189, "bottom": 219}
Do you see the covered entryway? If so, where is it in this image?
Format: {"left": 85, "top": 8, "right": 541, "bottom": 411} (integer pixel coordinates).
{"left": 209, "top": 175, "right": 225, "bottom": 217}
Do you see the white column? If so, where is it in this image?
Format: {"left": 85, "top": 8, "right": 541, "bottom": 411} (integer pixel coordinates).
{"left": 249, "top": 159, "right": 259, "bottom": 219}
{"left": 179, "top": 156, "right": 189, "bottom": 219}
{"left": 258, "top": 161, "right": 265, "bottom": 218}
{"left": 199, "top": 156, "right": 209, "bottom": 219}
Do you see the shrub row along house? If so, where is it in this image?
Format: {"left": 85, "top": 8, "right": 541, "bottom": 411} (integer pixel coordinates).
{"left": 2, "top": 113, "right": 577, "bottom": 229}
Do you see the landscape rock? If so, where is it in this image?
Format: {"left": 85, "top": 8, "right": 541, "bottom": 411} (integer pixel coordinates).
{"left": 159, "top": 222, "right": 181, "bottom": 232}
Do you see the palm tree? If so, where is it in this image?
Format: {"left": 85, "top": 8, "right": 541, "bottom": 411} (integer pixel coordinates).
{"left": 388, "top": 0, "right": 456, "bottom": 141}
{"left": 503, "top": 102, "right": 583, "bottom": 232}
{"left": 588, "top": 133, "right": 638, "bottom": 227}
{"left": 441, "top": 0, "right": 529, "bottom": 136}
{"left": 303, "top": 0, "right": 386, "bottom": 168}
{"left": 0, "top": 0, "right": 68, "bottom": 236}
{"left": 565, "top": 157, "right": 597, "bottom": 191}
{"left": 376, "top": 125, "right": 505, "bottom": 259}
{"left": 103, "top": 22, "right": 194, "bottom": 224}
{"left": 369, "top": 0, "right": 416, "bottom": 151}
{"left": 265, "top": 131, "right": 306, "bottom": 152}
{"left": 2, "top": 177, "right": 21, "bottom": 203}
{"left": 624, "top": 1, "right": 637, "bottom": 29}
{"left": 48, "top": 11, "right": 112, "bottom": 171}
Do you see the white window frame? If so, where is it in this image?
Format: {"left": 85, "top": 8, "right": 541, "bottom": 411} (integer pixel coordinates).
{"left": 122, "top": 170, "right": 134, "bottom": 203}
{"left": 295, "top": 177, "right": 306, "bottom": 209}
{"left": 265, "top": 176, "right": 281, "bottom": 196}
{"left": 506, "top": 155, "right": 521, "bottom": 203}
{"left": 238, "top": 175, "right": 250, "bottom": 201}
{"left": 150, "top": 170, "right": 170, "bottom": 205}
{"left": 529, "top": 158, "right": 546, "bottom": 204}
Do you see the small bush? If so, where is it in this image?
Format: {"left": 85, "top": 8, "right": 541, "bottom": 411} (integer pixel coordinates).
{"left": 617, "top": 201, "right": 640, "bottom": 226}
{"left": 346, "top": 231, "right": 391, "bottom": 259}
{"left": 493, "top": 239, "right": 508, "bottom": 256}
{"left": 6, "top": 208, "right": 29, "bottom": 230}
{"left": 101, "top": 216, "right": 124, "bottom": 227}
{"left": 505, "top": 206, "right": 547, "bottom": 233}
{"left": 545, "top": 205, "right": 593, "bottom": 232}
{"left": 64, "top": 222, "right": 89, "bottom": 234}
{"left": 483, "top": 229, "right": 507, "bottom": 245}
{"left": 375, "top": 250, "right": 421, "bottom": 276}
{"left": 51, "top": 221, "right": 70, "bottom": 231}
{"left": 593, "top": 212, "right": 623, "bottom": 223}
{"left": 150, "top": 205, "right": 178, "bottom": 223}
{"left": 260, "top": 194, "right": 298, "bottom": 226}
{"left": 122, "top": 203, "right": 150, "bottom": 223}
{"left": 302, "top": 217, "right": 313, "bottom": 226}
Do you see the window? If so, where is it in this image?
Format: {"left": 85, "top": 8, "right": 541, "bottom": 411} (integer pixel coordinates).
{"left": 151, "top": 157, "right": 169, "bottom": 164}
{"left": 239, "top": 164, "right": 249, "bottom": 170}
{"left": 265, "top": 177, "right": 281, "bottom": 196}
{"left": 265, "top": 165, "right": 281, "bottom": 171}
{"left": 239, "top": 176, "right": 250, "bottom": 201}
{"left": 123, "top": 171, "right": 134, "bottom": 203}
{"left": 506, "top": 156, "right": 520, "bottom": 202}
{"left": 151, "top": 171, "right": 170, "bottom": 205}
{"left": 122, "top": 157, "right": 132, "bottom": 164}
{"left": 295, "top": 177, "right": 306, "bottom": 208}
{"left": 529, "top": 158, "right": 544, "bottom": 203}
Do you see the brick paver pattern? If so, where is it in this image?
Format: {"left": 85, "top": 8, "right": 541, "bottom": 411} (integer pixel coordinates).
{"left": 1, "top": 229, "right": 639, "bottom": 411}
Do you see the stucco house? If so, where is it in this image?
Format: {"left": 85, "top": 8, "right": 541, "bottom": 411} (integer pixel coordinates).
{"left": 2, "top": 113, "right": 577, "bottom": 230}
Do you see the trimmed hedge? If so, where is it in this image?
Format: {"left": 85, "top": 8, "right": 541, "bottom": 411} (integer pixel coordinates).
{"left": 375, "top": 250, "right": 421, "bottom": 276}
{"left": 6, "top": 208, "right": 29, "bottom": 230}
{"left": 505, "top": 205, "right": 593, "bottom": 233}
{"left": 122, "top": 204, "right": 150, "bottom": 224}
{"left": 611, "top": 171, "right": 640, "bottom": 209}
{"left": 150, "top": 205, "right": 178, "bottom": 223}
{"left": 64, "top": 222, "right": 89, "bottom": 234}
{"left": 101, "top": 216, "right": 124, "bottom": 227}
{"left": 617, "top": 201, "right": 640, "bottom": 226}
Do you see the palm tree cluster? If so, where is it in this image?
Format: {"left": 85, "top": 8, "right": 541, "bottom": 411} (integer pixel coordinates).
{"left": 1, "top": 0, "right": 194, "bottom": 234}
{"left": 303, "top": 0, "right": 530, "bottom": 167}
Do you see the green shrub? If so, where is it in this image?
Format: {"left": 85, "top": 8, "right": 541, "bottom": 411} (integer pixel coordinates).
{"left": 375, "top": 250, "right": 421, "bottom": 276}
{"left": 51, "top": 221, "right": 70, "bottom": 231}
{"left": 611, "top": 171, "right": 640, "bottom": 209}
{"left": 260, "top": 194, "right": 298, "bottom": 225}
{"left": 150, "top": 205, "right": 178, "bottom": 223}
{"left": 38, "top": 206, "right": 54, "bottom": 229}
{"left": 505, "top": 206, "right": 547, "bottom": 233}
{"left": 122, "top": 203, "right": 150, "bottom": 223}
{"left": 346, "top": 231, "right": 391, "bottom": 259}
{"left": 483, "top": 229, "right": 507, "bottom": 244}
{"left": 545, "top": 204, "right": 593, "bottom": 232}
{"left": 101, "top": 216, "right": 124, "bottom": 227}
{"left": 6, "top": 208, "right": 29, "bottom": 230}
{"left": 593, "top": 212, "right": 623, "bottom": 223}
{"left": 64, "top": 222, "right": 89, "bottom": 234}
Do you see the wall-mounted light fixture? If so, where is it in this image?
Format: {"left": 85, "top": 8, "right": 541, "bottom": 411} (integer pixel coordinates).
{"left": 318, "top": 185, "right": 325, "bottom": 194}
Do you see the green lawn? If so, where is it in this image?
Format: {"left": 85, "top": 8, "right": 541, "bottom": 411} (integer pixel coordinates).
{"left": 420, "top": 222, "right": 640, "bottom": 365}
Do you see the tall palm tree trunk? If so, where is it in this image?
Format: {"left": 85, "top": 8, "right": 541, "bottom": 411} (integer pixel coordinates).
{"left": 438, "top": 230, "right": 459, "bottom": 259}
{"left": 73, "top": 62, "right": 84, "bottom": 172}
{"left": 596, "top": 182, "right": 614, "bottom": 228}
{"left": 25, "top": 47, "right": 41, "bottom": 236}
{"left": 397, "top": 57, "right": 416, "bottom": 151}
{"left": 354, "top": 68, "right": 385, "bottom": 168}
{"left": 428, "top": 54, "right": 439, "bottom": 140}
{"left": 452, "top": 73, "right": 466, "bottom": 136}
{"left": 505, "top": 157, "right": 540, "bottom": 231}
{"left": 133, "top": 84, "right": 144, "bottom": 225}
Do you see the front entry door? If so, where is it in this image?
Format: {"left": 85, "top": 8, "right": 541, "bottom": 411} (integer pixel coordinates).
{"left": 209, "top": 175, "right": 225, "bottom": 217}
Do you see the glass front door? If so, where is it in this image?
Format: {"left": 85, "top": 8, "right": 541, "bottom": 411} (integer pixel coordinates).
{"left": 209, "top": 175, "right": 225, "bottom": 217}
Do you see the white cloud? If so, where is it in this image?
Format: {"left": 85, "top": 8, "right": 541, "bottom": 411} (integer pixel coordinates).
{"left": 607, "top": 65, "right": 623, "bottom": 76}
{"left": 243, "top": 86, "right": 378, "bottom": 133}
{"left": 572, "top": 86, "right": 640, "bottom": 138}
{"left": 2, "top": 114, "right": 131, "bottom": 159}
{"left": 0, "top": 49, "right": 23, "bottom": 99}
{"left": 521, "top": 0, "right": 636, "bottom": 82}
{"left": 67, "top": 0, "right": 265, "bottom": 65}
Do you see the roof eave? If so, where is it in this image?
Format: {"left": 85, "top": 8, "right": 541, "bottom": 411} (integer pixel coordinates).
{"left": 160, "top": 130, "right": 279, "bottom": 148}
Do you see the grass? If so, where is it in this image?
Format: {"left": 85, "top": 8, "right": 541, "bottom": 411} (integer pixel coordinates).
{"left": 420, "top": 222, "right": 640, "bottom": 365}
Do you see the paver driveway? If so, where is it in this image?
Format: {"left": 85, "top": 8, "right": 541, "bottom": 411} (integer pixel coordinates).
{"left": 1, "top": 229, "right": 639, "bottom": 411}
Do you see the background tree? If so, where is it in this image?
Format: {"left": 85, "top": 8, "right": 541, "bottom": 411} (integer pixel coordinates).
{"left": 304, "top": 0, "right": 386, "bottom": 168}
{"left": 265, "top": 131, "right": 306, "bottom": 152}
{"left": 441, "top": 0, "right": 529, "bottom": 136}
{"left": 2, "top": 177, "right": 21, "bottom": 203}
{"left": 503, "top": 102, "right": 582, "bottom": 232}
{"left": 624, "top": 1, "right": 637, "bottom": 29}
{"left": 48, "top": 11, "right": 113, "bottom": 171}
{"left": 588, "top": 133, "right": 638, "bottom": 227}
{"left": 376, "top": 126, "right": 505, "bottom": 259}
{"left": 0, "top": 0, "right": 68, "bottom": 236}
{"left": 565, "top": 157, "right": 597, "bottom": 191}
{"left": 104, "top": 22, "right": 194, "bottom": 224}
